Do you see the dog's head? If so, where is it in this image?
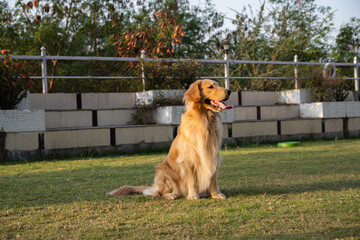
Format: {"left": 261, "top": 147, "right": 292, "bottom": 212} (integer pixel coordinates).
{"left": 184, "top": 79, "right": 232, "bottom": 112}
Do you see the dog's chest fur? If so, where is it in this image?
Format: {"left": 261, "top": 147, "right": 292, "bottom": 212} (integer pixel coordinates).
{"left": 181, "top": 110, "right": 222, "bottom": 192}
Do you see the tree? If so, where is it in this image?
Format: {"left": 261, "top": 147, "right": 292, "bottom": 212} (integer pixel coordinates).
{"left": 114, "top": 0, "right": 224, "bottom": 59}
{"left": 114, "top": 0, "right": 186, "bottom": 59}
{"left": 1, "top": 0, "right": 136, "bottom": 92}
{"left": 228, "top": 0, "right": 335, "bottom": 90}
{"left": 334, "top": 17, "right": 360, "bottom": 62}
{"left": 0, "top": 1, "right": 21, "bottom": 52}
{"left": 1, "top": 0, "right": 224, "bottom": 92}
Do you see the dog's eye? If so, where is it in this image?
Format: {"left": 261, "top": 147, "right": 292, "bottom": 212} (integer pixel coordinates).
{"left": 208, "top": 85, "right": 214, "bottom": 89}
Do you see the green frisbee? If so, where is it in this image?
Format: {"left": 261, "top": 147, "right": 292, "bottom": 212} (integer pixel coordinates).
{"left": 277, "top": 141, "right": 300, "bottom": 148}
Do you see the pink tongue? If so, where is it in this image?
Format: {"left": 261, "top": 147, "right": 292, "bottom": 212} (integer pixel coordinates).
{"left": 214, "top": 101, "right": 233, "bottom": 109}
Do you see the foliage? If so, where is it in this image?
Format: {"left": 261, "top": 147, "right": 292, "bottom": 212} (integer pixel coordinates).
{"left": 143, "top": 61, "right": 171, "bottom": 90}
{"left": 130, "top": 94, "right": 183, "bottom": 125}
{"left": 1, "top": 140, "right": 360, "bottom": 238}
{"left": 1, "top": 0, "right": 138, "bottom": 92}
{"left": 171, "top": 60, "right": 199, "bottom": 89}
{"left": 142, "top": 59, "right": 199, "bottom": 90}
{"left": 114, "top": 0, "right": 224, "bottom": 59}
{"left": 0, "top": 0, "right": 223, "bottom": 93}
{"left": 0, "top": 49, "right": 30, "bottom": 109}
{"left": 228, "top": 0, "right": 335, "bottom": 91}
{"left": 115, "top": 1, "right": 185, "bottom": 59}
{"left": 333, "top": 17, "right": 360, "bottom": 62}
{"left": 304, "top": 66, "right": 350, "bottom": 102}
{"left": 1, "top": 0, "right": 359, "bottom": 93}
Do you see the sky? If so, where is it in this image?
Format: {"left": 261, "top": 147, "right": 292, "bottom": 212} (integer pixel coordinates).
{"left": 199, "top": 0, "right": 360, "bottom": 39}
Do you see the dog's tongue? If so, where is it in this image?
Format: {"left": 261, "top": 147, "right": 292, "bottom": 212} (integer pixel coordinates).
{"left": 213, "top": 100, "right": 233, "bottom": 109}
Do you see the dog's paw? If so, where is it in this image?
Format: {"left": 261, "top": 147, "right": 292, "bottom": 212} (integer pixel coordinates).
{"left": 211, "top": 193, "right": 226, "bottom": 199}
{"left": 187, "top": 194, "right": 200, "bottom": 200}
{"left": 163, "top": 193, "right": 177, "bottom": 200}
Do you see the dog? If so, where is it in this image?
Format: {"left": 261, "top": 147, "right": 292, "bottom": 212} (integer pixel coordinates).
{"left": 109, "top": 79, "right": 232, "bottom": 199}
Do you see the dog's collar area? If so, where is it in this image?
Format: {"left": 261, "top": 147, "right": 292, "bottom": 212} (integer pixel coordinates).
{"left": 205, "top": 99, "right": 233, "bottom": 111}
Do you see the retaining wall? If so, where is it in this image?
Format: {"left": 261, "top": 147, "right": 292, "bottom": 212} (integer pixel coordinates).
{"left": 5, "top": 117, "right": 358, "bottom": 160}
{"left": 2, "top": 91, "right": 360, "bottom": 160}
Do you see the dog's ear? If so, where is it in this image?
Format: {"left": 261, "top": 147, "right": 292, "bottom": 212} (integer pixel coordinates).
{"left": 184, "top": 80, "right": 201, "bottom": 103}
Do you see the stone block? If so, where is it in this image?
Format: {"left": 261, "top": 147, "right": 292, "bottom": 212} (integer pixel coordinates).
{"left": 82, "top": 92, "right": 135, "bottom": 109}
{"left": 45, "top": 130, "right": 78, "bottom": 149}
{"left": 6, "top": 132, "right": 39, "bottom": 151}
{"left": 98, "top": 109, "right": 135, "bottom": 126}
{"left": 232, "top": 121, "right": 277, "bottom": 138}
{"left": 30, "top": 93, "right": 77, "bottom": 110}
{"left": 300, "top": 102, "right": 346, "bottom": 118}
{"left": 348, "top": 118, "right": 360, "bottom": 131}
{"left": 278, "top": 89, "right": 313, "bottom": 104}
{"left": 241, "top": 91, "right": 280, "bottom": 106}
{"left": 261, "top": 105, "right": 300, "bottom": 120}
{"left": 281, "top": 119, "right": 322, "bottom": 135}
{"left": 225, "top": 92, "right": 239, "bottom": 106}
{"left": 45, "top": 111, "right": 92, "bottom": 129}
{"left": 144, "top": 126, "right": 173, "bottom": 143}
{"left": 234, "top": 107, "right": 257, "bottom": 121}
{"left": 77, "top": 129, "right": 110, "bottom": 147}
{"left": 0, "top": 110, "right": 45, "bottom": 132}
{"left": 116, "top": 127, "right": 144, "bottom": 145}
{"left": 324, "top": 119, "right": 343, "bottom": 133}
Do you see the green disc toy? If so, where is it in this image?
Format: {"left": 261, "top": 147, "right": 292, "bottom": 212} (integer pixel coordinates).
{"left": 277, "top": 141, "right": 300, "bottom": 148}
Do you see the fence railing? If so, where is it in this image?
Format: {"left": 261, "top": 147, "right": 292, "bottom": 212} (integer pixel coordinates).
{"left": 2, "top": 47, "right": 359, "bottom": 93}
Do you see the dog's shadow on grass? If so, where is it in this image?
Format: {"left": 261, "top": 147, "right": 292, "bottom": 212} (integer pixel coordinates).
{"left": 222, "top": 178, "right": 360, "bottom": 198}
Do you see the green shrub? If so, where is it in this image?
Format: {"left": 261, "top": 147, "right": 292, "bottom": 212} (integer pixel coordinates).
{"left": 305, "top": 67, "right": 350, "bottom": 102}
{"left": 0, "top": 50, "right": 31, "bottom": 109}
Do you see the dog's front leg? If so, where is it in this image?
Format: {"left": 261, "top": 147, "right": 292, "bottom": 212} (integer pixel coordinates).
{"left": 186, "top": 173, "right": 199, "bottom": 200}
{"left": 209, "top": 172, "right": 226, "bottom": 199}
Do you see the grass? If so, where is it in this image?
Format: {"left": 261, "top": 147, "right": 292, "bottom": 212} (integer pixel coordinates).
{"left": 1, "top": 139, "right": 360, "bottom": 239}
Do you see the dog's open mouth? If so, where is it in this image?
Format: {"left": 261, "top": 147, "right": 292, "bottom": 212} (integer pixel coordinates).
{"left": 205, "top": 99, "right": 233, "bottom": 111}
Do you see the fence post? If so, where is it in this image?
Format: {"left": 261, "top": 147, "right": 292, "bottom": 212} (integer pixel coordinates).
{"left": 141, "top": 50, "right": 146, "bottom": 91}
{"left": 224, "top": 51, "right": 230, "bottom": 90}
{"left": 355, "top": 56, "right": 359, "bottom": 101}
{"left": 294, "top": 55, "right": 299, "bottom": 89}
{"left": 354, "top": 56, "right": 359, "bottom": 91}
{"left": 40, "top": 46, "right": 48, "bottom": 93}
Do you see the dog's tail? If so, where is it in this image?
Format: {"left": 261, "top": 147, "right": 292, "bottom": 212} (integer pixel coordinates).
{"left": 109, "top": 185, "right": 151, "bottom": 196}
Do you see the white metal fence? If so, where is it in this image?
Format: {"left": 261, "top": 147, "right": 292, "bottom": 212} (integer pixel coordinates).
{"left": 2, "top": 47, "right": 359, "bottom": 93}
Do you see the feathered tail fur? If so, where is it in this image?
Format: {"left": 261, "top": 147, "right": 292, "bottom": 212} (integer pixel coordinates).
{"left": 109, "top": 185, "right": 151, "bottom": 196}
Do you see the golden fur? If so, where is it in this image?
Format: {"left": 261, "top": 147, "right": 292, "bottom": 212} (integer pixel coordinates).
{"left": 110, "top": 79, "right": 231, "bottom": 200}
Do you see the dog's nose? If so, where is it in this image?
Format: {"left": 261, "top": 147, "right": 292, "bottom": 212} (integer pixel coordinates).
{"left": 226, "top": 89, "right": 231, "bottom": 96}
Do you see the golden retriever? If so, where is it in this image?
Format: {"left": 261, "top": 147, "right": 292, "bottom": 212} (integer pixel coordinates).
{"left": 110, "top": 79, "right": 232, "bottom": 199}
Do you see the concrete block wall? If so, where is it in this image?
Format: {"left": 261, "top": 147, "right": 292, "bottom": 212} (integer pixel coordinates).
{"left": 3, "top": 91, "right": 360, "bottom": 160}
{"left": 33, "top": 91, "right": 302, "bottom": 130}
{"left": 44, "top": 105, "right": 301, "bottom": 129}
{"left": 5, "top": 117, "right": 360, "bottom": 160}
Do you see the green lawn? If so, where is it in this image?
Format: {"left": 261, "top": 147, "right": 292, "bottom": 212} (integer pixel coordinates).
{"left": 1, "top": 139, "right": 360, "bottom": 239}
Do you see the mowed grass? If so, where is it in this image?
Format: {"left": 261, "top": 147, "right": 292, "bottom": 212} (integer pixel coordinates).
{"left": 1, "top": 139, "right": 360, "bottom": 239}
